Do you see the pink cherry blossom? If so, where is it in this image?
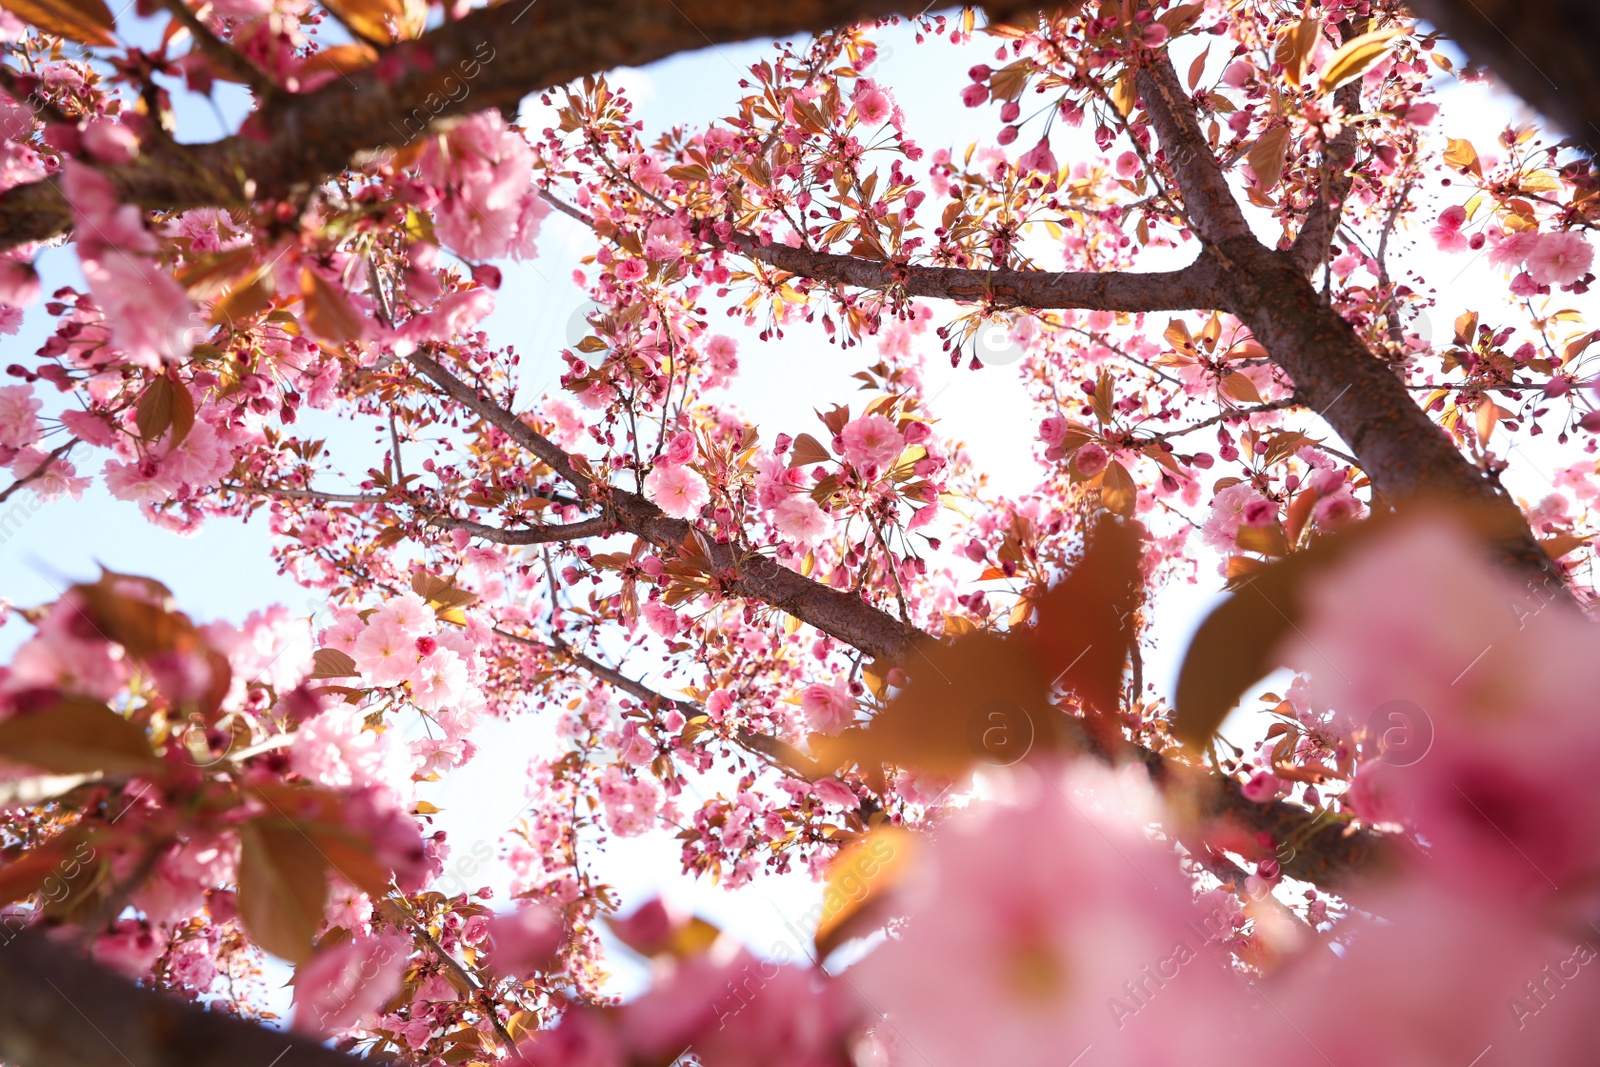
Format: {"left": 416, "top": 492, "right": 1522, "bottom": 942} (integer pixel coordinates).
{"left": 1430, "top": 205, "right": 1470, "bottom": 252}
{"left": 415, "top": 110, "right": 548, "bottom": 262}
{"left": 353, "top": 615, "right": 419, "bottom": 687}
{"left": 1525, "top": 231, "right": 1594, "bottom": 286}
{"left": 290, "top": 704, "right": 418, "bottom": 796}
{"left": 855, "top": 767, "right": 1244, "bottom": 1067}
{"left": 662, "top": 430, "right": 697, "bottom": 466}
{"left": 1200, "top": 482, "right": 1271, "bottom": 551}
{"left": 410, "top": 648, "right": 468, "bottom": 712}
{"left": 599, "top": 765, "right": 661, "bottom": 837}
{"left": 1018, "top": 136, "right": 1058, "bottom": 175}
{"left": 772, "top": 495, "right": 833, "bottom": 549}
{"left": 853, "top": 80, "right": 893, "bottom": 126}
{"left": 485, "top": 904, "right": 564, "bottom": 979}
{"left": 812, "top": 778, "right": 858, "bottom": 811}
{"left": 0, "top": 384, "right": 41, "bottom": 449}
{"left": 800, "top": 677, "right": 855, "bottom": 734}
{"left": 1074, "top": 442, "right": 1109, "bottom": 476}
{"left": 839, "top": 414, "right": 904, "bottom": 474}
{"left": 643, "top": 463, "right": 709, "bottom": 518}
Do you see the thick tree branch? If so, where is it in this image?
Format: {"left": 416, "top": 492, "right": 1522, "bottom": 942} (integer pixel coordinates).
{"left": 1402, "top": 0, "right": 1600, "bottom": 154}
{"left": 427, "top": 514, "right": 615, "bottom": 544}
{"left": 1134, "top": 52, "right": 1254, "bottom": 246}
{"left": 407, "top": 350, "right": 920, "bottom": 661}
{"left": 1129, "top": 42, "right": 1567, "bottom": 591}
{"left": 737, "top": 237, "right": 1225, "bottom": 312}
{"left": 0, "top": 929, "right": 360, "bottom": 1067}
{"left": 0, "top": 0, "right": 931, "bottom": 250}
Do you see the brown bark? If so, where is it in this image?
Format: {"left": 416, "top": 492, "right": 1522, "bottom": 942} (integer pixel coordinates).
{"left": 1403, "top": 0, "right": 1600, "bottom": 154}
{"left": 1131, "top": 50, "right": 1564, "bottom": 585}
{"left": 741, "top": 238, "right": 1225, "bottom": 312}
{"left": 0, "top": 927, "right": 358, "bottom": 1067}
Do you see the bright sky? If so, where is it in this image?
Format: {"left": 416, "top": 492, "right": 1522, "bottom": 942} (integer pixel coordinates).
{"left": 0, "top": 9, "right": 1584, "bottom": 1002}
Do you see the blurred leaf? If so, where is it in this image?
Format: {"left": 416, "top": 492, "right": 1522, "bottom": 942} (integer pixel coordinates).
{"left": 302, "top": 824, "right": 393, "bottom": 898}
{"left": 0, "top": 0, "right": 116, "bottom": 45}
{"left": 300, "top": 268, "right": 365, "bottom": 344}
{"left": 239, "top": 822, "right": 329, "bottom": 964}
{"left": 1235, "top": 523, "right": 1290, "bottom": 557}
{"left": 815, "top": 826, "right": 916, "bottom": 958}
{"left": 1540, "top": 532, "right": 1590, "bottom": 559}
{"left": 817, "top": 631, "right": 1048, "bottom": 777}
{"left": 322, "top": 0, "right": 425, "bottom": 43}
{"left": 1032, "top": 517, "right": 1144, "bottom": 719}
{"left": 0, "top": 838, "right": 76, "bottom": 906}
{"left": 73, "top": 569, "right": 200, "bottom": 660}
{"left": 0, "top": 697, "right": 159, "bottom": 775}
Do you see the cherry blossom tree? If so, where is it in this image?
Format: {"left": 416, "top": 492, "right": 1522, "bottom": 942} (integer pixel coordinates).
{"left": 0, "top": 0, "right": 1598, "bottom": 1065}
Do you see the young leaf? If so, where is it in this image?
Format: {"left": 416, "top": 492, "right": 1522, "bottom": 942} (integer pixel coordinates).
{"left": 814, "top": 826, "right": 916, "bottom": 958}
{"left": 1318, "top": 27, "right": 1404, "bottom": 94}
{"left": 816, "top": 631, "right": 1050, "bottom": 777}
{"left": 310, "top": 648, "right": 360, "bottom": 679}
{"left": 321, "top": 0, "right": 424, "bottom": 43}
{"left": 1248, "top": 126, "right": 1291, "bottom": 190}
{"left": 301, "top": 269, "right": 365, "bottom": 344}
{"left": 135, "top": 376, "right": 175, "bottom": 442}
{"left": 788, "top": 432, "right": 833, "bottom": 468}
{"left": 1030, "top": 516, "right": 1145, "bottom": 720}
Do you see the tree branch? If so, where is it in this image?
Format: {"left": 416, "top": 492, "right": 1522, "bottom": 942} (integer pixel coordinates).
{"left": 427, "top": 514, "right": 615, "bottom": 545}
{"left": 735, "top": 236, "right": 1224, "bottom": 312}
{"left": 0, "top": 0, "right": 932, "bottom": 250}
{"left": 1126, "top": 41, "right": 1568, "bottom": 592}
{"left": 1134, "top": 51, "right": 1254, "bottom": 246}
{"left": 1288, "top": 21, "right": 1364, "bottom": 274}
{"left": 0, "top": 929, "right": 360, "bottom": 1067}
{"left": 407, "top": 349, "right": 919, "bottom": 661}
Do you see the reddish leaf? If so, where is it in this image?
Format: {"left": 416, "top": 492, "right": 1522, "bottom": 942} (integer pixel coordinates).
{"left": 310, "top": 648, "right": 359, "bottom": 679}
{"left": 238, "top": 821, "right": 329, "bottom": 964}
{"left": 0, "top": 0, "right": 116, "bottom": 45}
{"left": 1030, "top": 517, "right": 1145, "bottom": 721}
{"left": 301, "top": 268, "right": 365, "bottom": 344}
{"left": 817, "top": 631, "right": 1050, "bottom": 777}
{"left": 788, "top": 432, "right": 833, "bottom": 469}
{"left": 0, "top": 697, "right": 160, "bottom": 775}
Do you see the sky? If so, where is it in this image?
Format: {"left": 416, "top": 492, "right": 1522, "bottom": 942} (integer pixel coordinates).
{"left": 0, "top": 5, "right": 1588, "bottom": 1000}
